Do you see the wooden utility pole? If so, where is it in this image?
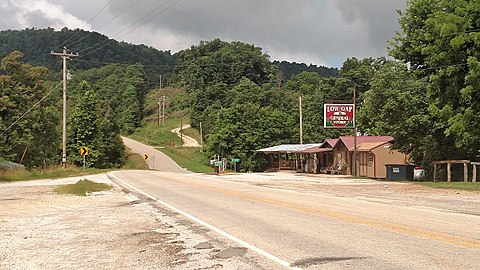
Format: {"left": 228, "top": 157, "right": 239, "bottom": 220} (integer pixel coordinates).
{"left": 353, "top": 85, "right": 358, "bottom": 176}
{"left": 180, "top": 115, "right": 183, "bottom": 148}
{"left": 158, "top": 97, "right": 162, "bottom": 126}
{"left": 299, "top": 96, "right": 303, "bottom": 144}
{"left": 158, "top": 74, "right": 163, "bottom": 126}
{"left": 162, "top": 96, "right": 166, "bottom": 125}
{"left": 51, "top": 47, "right": 78, "bottom": 168}
{"left": 199, "top": 121, "right": 203, "bottom": 152}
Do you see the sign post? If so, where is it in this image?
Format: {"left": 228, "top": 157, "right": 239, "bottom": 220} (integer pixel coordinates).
{"left": 324, "top": 102, "right": 357, "bottom": 176}
{"left": 231, "top": 158, "right": 240, "bottom": 172}
{"left": 80, "top": 147, "right": 89, "bottom": 170}
{"left": 144, "top": 154, "right": 149, "bottom": 169}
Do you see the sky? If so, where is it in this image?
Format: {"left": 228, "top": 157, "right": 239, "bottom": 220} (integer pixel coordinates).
{"left": 0, "top": 0, "right": 407, "bottom": 68}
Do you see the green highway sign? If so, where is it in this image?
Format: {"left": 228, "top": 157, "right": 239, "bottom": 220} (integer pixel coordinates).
{"left": 231, "top": 158, "right": 240, "bottom": 163}
{"left": 214, "top": 161, "right": 223, "bottom": 166}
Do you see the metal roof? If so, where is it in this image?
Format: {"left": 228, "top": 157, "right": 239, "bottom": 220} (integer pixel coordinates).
{"left": 256, "top": 144, "right": 323, "bottom": 153}
{"left": 294, "top": 146, "right": 333, "bottom": 154}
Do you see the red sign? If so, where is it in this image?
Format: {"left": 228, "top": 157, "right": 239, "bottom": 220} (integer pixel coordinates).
{"left": 324, "top": 104, "right": 355, "bottom": 128}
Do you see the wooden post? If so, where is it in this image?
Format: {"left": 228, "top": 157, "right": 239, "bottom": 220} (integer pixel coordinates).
{"left": 464, "top": 162, "right": 468, "bottom": 182}
{"left": 473, "top": 164, "right": 477, "bottom": 183}
{"left": 447, "top": 162, "right": 451, "bottom": 182}
{"left": 278, "top": 152, "right": 281, "bottom": 170}
{"left": 433, "top": 163, "right": 437, "bottom": 182}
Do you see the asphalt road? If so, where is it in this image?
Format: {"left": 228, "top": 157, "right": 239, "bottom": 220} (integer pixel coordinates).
{"left": 109, "top": 170, "right": 480, "bottom": 270}
{"left": 122, "top": 137, "right": 187, "bottom": 173}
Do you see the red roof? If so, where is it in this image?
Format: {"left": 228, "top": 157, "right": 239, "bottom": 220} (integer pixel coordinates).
{"left": 324, "top": 139, "right": 338, "bottom": 148}
{"left": 336, "top": 136, "right": 394, "bottom": 151}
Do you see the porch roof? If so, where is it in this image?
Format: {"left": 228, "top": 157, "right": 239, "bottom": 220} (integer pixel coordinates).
{"left": 256, "top": 144, "right": 322, "bottom": 153}
{"left": 294, "top": 146, "right": 333, "bottom": 154}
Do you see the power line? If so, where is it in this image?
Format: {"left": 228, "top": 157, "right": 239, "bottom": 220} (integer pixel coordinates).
{"left": 54, "top": 0, "right": 115, "bottom": 50}
{"left": 77, "top": 0, "right": 182, "bottom": 58}
{"left": 2, "top": 81, "right": 63, "bottom": 135}
{"left": 64, "top": 0, "right": 144, "bottom": 49}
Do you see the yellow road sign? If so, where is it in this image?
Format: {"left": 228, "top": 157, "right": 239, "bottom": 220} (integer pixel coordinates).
{"left": 144, "top": 154, "right": 149, "bottom": 160}
{"left": 80, "top": 147, "right": 89, "bottom": 156}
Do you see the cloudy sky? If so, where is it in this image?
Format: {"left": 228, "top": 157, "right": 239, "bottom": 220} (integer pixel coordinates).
{"left": 0, "top": 0, "right": 406, "bottom": 67}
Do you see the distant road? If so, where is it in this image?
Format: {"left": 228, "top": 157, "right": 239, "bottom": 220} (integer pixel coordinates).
{"left": 171, "top": 124, "right": 201, "bottom": 147}
{"left": 122, "top": 137, "right": 188, "bottom": 173}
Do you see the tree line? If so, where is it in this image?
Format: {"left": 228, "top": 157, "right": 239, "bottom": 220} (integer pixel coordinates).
{"left": 1, "top": 0, "right": 479, "bottom": 174}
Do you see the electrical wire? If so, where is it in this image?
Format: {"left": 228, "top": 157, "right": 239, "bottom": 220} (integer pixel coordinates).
{"left": 64, "top": 0, "right": 143, "bottom": 49}
{"left": 54, "top": 0, "right": 116, "bottom": 50}
{"left": 2, "top": 81, "right": 63, "bottom": 135}
{"left": 77, "top": 0, "right": 182, "bottom": 58}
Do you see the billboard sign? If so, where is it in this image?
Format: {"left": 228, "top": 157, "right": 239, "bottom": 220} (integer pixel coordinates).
{"left": 324, "top": 104, "right": 355, "bottom": 128}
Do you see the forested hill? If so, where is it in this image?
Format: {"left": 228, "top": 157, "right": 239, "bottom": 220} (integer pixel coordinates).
{"left": 274, "top": 60, "right": 339, "bottom": 80}
{"left": 0, "top": 28, "right": 338, "bottom": 82}
{"left": 0, "top": 28, "right": 176, "bottom": 76}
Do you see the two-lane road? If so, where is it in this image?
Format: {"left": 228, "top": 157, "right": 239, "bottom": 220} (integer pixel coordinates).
{"left": 109, "top": 170, "right": 480, "bottom": 269}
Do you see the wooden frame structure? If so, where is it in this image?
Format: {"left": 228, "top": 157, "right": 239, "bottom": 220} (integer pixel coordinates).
{"left": 472, "top": 162, "right": 480, "bottom": 183}
{"left": 432, "top": 160, "right": 470, "bottom": 182}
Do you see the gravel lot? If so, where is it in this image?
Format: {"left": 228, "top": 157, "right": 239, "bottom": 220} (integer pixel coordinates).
{"left": 1, "top": 172, "right": 479, "bottom": 270}
{"left": 0, "top": 174, "right": 260, "bottom": 270}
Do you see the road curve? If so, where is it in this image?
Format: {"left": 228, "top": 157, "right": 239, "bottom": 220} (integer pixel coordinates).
{"left": 122, "top": 137, "right": 188, "bottom": 173}
{"left": 171, "top": 124, "right": 201, "bottom": 147}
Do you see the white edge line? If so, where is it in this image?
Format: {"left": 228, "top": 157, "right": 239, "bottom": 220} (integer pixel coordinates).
{"left": 107, "top": 172, "right": 299, "bottom": 270}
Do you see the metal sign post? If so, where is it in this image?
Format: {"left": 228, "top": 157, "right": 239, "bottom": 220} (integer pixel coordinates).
{"left": 80, "top": 147, "right": 89, "bottom": 170}
{"left": 144, "top": 154, "right": 149, "bottom": 170}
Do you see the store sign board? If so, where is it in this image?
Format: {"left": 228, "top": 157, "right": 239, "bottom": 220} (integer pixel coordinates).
{"left": 324, "top": 104, "right": 355, "bottom": 128}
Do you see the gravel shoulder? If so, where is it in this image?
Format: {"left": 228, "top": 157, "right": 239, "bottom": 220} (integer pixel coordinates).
{"left": 0, "top": 174, "right": 262, "bottom": 270}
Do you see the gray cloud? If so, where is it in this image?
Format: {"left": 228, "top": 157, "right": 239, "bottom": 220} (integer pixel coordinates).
{"left": 0, "top": 0, "right": 406, "bottom": 67}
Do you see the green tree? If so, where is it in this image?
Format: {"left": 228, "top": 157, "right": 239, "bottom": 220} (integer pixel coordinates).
{"left": 390, "top": 0, "right": 480, "bottom": 162}
{"left": 72, "top": 63, "right": 145, "bottom": 134}
{"left": 0, "top": 51, "right": 60, "bottom": 167}
{"left": 357, "top": 61, "right": 430, "bottom": 163}
{"left": 67, "top": 81, "right": 124, "bottom": 168}
{"left": 176, "top": 39, "right": 277, "bottom": 90}
{"left": 207, "top": 103, "right": 294, "bottom": 171}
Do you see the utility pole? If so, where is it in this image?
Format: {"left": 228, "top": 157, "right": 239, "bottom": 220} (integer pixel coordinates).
{"left": 199, "top": 121, "right": 203, "bottom": 152}
{"left": 162, "top": 96, "right": 166, "bottom": 125}
{"left": 158, "top": 97, "right": 162, "bottom": 126}
{"left": 299, "top": 96, "right": 303, "bottom": 144}
{"left": 180, "top": 115, "right": 183, "bottom": 148}
{"left": 51, "top": 47, "right": 79, "bottom": 168}
{"left": 158, "top": 75, "right": 162, "bottom": 126}
{"left": 353, "top": 85, "right": 358, "bottom": 177}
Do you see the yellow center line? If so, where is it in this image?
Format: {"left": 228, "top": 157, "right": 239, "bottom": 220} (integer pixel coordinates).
{"left": 164, "top": 175, "right": 480, "bottom": 250}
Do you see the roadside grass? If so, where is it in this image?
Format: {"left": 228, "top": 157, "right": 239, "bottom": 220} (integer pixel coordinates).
{"left": 0, "top": 147, "right": 145, "bottom": 182}
{"left": 129, "top": 118, "right": 183, "bottom": 147}
{"left": 158, "top": 147, "right": 213, "bottom": 173}
{"left": 414, "top": 181, "right": 480, "bottom": 191}
{"left": 54, "top": 179, "right": 112, "bottom": 196}
{"left": 0, "top": 166, "right": 108, "bottom": 182}
{"left": 122, "top": 148, "right": 147, "bottom": 170}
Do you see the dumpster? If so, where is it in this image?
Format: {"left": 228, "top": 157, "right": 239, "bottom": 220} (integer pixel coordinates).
{"left": 385, "top": 164, "right": 414, "bottom": 181}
